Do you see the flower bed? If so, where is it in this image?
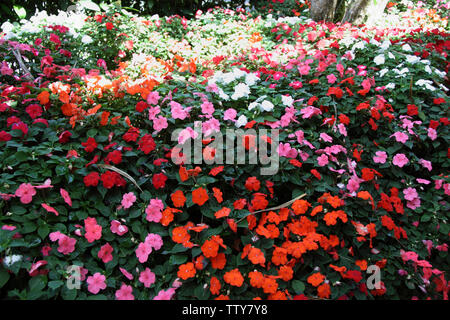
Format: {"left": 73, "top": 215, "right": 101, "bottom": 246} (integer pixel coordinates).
{"left": 0, "top": 1, "right": 449, "bottom": 300}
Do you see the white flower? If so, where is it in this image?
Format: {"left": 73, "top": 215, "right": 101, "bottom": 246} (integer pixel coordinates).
{"left": 380, "top": 40, "right": 391, "bottom": 51}
{"left": 248, "top": 101, "right": 259, "bottom": 111}
{"left": 221, "top": 72, "right": 235, "bottom": 85}
{"left": 231, "top": 83, "right": 250, "bottom": 100}
{"left": 385, "top": 83, "right": 396, "bottom": 90}
{"left": 245, "top": 72, "right": 259, "bottom": 86}
{"left": 235, "top": 115, "right": 248, "bottom": 128}
{"left": 374, "top": 54, "right": 385, "bottom": 65}
{"left": 281, "top": 95, "right": 294, "bottom": 107}
{"left": 217, "top": 88, "right": 230, "bottom": 100}
{"left": 1, "top": 21, "right": 14, "bottom": 33}
{"left": 388, "top": 52, "right": 395, "bottom": 59}
{"left": 402, "top": 44, "right": 412, "bottom": 51}
{"left": 260, "top": 100, "right": 274, "bottom": 112}
{"left": 232, "top": 68, "right": 246, "bottom": 79}
{"left": 406, "top": 55, "right": 420, "bottom": 64}
{"left": 3, "top": 255, "right": 22, "bottom": 267}
{"left": 424, "top": 65, "right": 432, "bottom": 74}
{"left": 379, "top": 68, "right": 389, "bottom": 77}
{"left": 81, "top": 35, "right": 93, "bottom": 44}
{"left": 416, "top": 79, "right": 435, "bottom": 91}
{"left": 352, "top": 41, "right": 366, "bottom": 51}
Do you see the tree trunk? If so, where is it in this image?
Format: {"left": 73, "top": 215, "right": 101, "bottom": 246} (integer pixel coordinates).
{"left": 342, "top": 0, "right": 388, "bottom": 25}
{"left": 310, "top": 0, "right": 338, "bottom": 22}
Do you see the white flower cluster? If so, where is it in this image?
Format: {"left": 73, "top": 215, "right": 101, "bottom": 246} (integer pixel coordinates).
{"left": 3, "top": 254, "right": 22, "bottom": 267}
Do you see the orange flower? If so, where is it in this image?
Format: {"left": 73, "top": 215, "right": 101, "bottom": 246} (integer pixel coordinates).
{"left": 161, "top": 207, "right": 181, "bottom": 226}
{"left": 245, "top": 177, "right": 260, "bottom": 192}
{"left": 292, "top": 199, "right": 310, "bottom": 215}
{"left": 255, "top": 225, "right": 271, "bottom": 239}
{"left": 100, "top": 111, "right": 110, "bottom": 126}
{"left": 223, "top": 268, "right": 244, "bottom": 287}
{"left": 226, "top": 218, "right": 237, "bottom": 233}
{"left": 209, "top": 166, "right": 224, "bottom": 176}
{"left": 278, "top": 265, "right": 293, "bottom": 281}
{"left": 317, "top": 282, "right": 331, "bottom": 299}
{"left": 37, "top": 90, "right": 50, "bottom": 105}
{"left": 215, "top": 294, "right": 230, "bottom": 300}
{"left": 210, "top": 252, "right": 226, "bottom": 270}
{"left": 194, "top": 255, "right": 206, "bottom": 270}
{"left": 307, "top": 272, "right": 325, "bottom": 287}
{"left": 326, "top": 195, "right": 342, "bottom": 208}
{"left": 262, "top": 277, "right": 278, "bottom": 294}
{"left": 356, "top": 260, "right": 368, "bottom": 271}
{"left": 215, "top": 207, "right": 231, "bottom": 219}
{"left": 266, "top": 224, "right": 280, "bottom": 239}
{"left": 171, "top": 226, "right": 190, "bottom": 244}
{"left": 201, "top": 238, "right": 219, "bottom": 258}
{"left": 323, "top": 210, "right": 348, "bottom": 226}
{"left": 192, "top": 187, "right": 208, "bottom": 206}
{"left": 310, "top": 205, "right": 323, "bottom": 216}
{"left": 212, "top": 187, "right": 223, "bottom": 203}
{"left": 210, "top": 276, "right": 221, "bottom": 295}
{"left": 249, "top": 271, "right": 265, "bottom": 288}
{"left": 177, "top": 262, "right": 196, "bottom": 280}
{"left": 179, "top": 166, "right": 189, "bottom": 182}
{"left": 171, "top": 190, "right": 186, "bottom": 208}
{"left": 248, "top": 247, "right": 266, "bottom": 266}
{"left": 251, "top": 193, "right": 268, "bottom": 211}
{"left": 271, "top": 247, "right": 288, "bottom": 266}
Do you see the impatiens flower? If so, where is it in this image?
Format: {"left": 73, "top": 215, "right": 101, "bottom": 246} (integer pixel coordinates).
{"left": 145, "top": 233, "right": 163, "bottom": 250}
{"left": 87, "top": 273, "right": 107, "bottom": 294}
{"left": 223, "top": 268, "right": 244, "bottom": 287}
{"left": 98, "top": 243, "right": 113, "bottom": 263}
{"left": 115, "top": 283, "right": 134, "bottom": 300}
{"left": 235, "top": 115, "right": 248, "bottom": 128}
{"left": 121, "top": 192, "right": 136, "bottom": 209}
{"left": 152, "top": 173, "right": 167, "bottom": 189}
{"left": 390, "top": 132, "right": 409, "bottom": 143}
{"left": 136, "top": 242, "right": 152, "bottom": 263}
{"left": 145, "top": 198, "right": 164, "bottom": 222}
{"left": 278, "top": 143, "right": 297, "bottom": 158}
{"left": 84, "top": 217, "right": 102, "bottom": 243}
{"left": 139, "top": 268, "right": 156, "bottom": 288}
{"left": 392, "top": 153, "right": 409, "bottom": 168}
{"left": 300, "top": 106, "right": 322, "bottom": 119}
{"left": 192, "top": 187, "right": 209, "bottom": 206}
{"left": 403, "top": 187, "right": 418, "bottom": 201}
{"left": 223, "top": 108, "right": 237, "bottom": 122}
{"left": 427, "top": 128, "right": 437, "bottom": 140}
{"left": 153, "top": 288, "right": 176, "bottom": 300}
{"left": 317, "top": 154, "right": 329, "bottom": 167}
{"left": 146, "top": 91, "right": 160, "bottom": 105}
{"left": 319, "top": 133, "right": 333, "bottom": 143}
{"left": 49, "top": 232, "right": 76, "bottom": 255}
{"left": 119, "top": 267, "right": 134, "bottom": 280}
{"left": 60, "top": 188, "right": 72, "bottom": 207}
{"left": 84, "top": 172, "right": 100, "bottom": 187}
{"left": 373, "top": 151, "right": 387, "bottom": 164}
{"left": 15, "top": 183, "right": 36, "bottom": 204}
{"left": 81, "top": 137, "right": 97, "bottom": 153}
{"left": 41, "top": 203, "right": 59, "bottom": 216}
{"left": 153, "top": 116, "right": 168, "bottom": 132}
{"left": 110, "top": 220, "right": 128, "bottom": 236}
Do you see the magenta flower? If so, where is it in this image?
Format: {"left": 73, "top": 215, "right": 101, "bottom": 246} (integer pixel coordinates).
{"left": 87, "top": 273, "right": 107, "bottom": 294}
{"left": 170, "top": 101, "right": 190, "bottom": 120}
{"left": 300, "top": 106, "right": 322, "bottom": 119}
{"left": 41, "top": 203, "right": 59, "bottom": 216}
{"left": 84, "top": 217, "right": 102, "bottom": 243}
{"left": 319, "top": 133, "right": 333, "bottom": 143}
{"left": 419, "top": 159, "right": 432, "bottom": 171}
{"left": 427, "top": 128, "right": 437, "bottom": 140}
{"left": 60, "top": 188, "right": 72, "bottom": 207}
{"left": 15, "top": 183, "right": 36, "bottom": 204}
{"left": 223, "top": 108, "right": 237, "bottom": 122}
{"left": 119, "top": 267, "right": 134, "bottom": 280}
{"left": 177, "top": 127, "right": 198, "bottom": 144}
{"left": 98, "top": 243, "right": 113, "bottom": 263}
{"left": 346, "top": 177, "right": 360, "bottom": 193}
{"left": 373, "top": 151, "right": 387, "bottom": 164}
{"left": 146, "top": 91, "right": 160, "bottom": 105}
{"left": 392, "top": 153, "right": 409, "bottom": 168}
{"left": 115, "top": 283, "right": 134, "bottom": 300}
{"left": 49, "top": 232, "right": 76, "bottom": 255}
{"left": 121, "top": 192, "right": 136, "bottom": 209}
{"left": 153, "top": 116, "right": 168, "bottom": 132}
{"left": 145, "top": 233, "right": 163, "bottom": 250}
{"left": 147, "top": 105, "right": 160, "bottom": 120}
{"left": 145, "top": 198, "right": 164, "bottom": 223}
{"left": 139, "top": 268, "right": 156, "bottom": 288}
{"left": 201, "top": 101, "right": 215, "bottom": 116}
{"left": 278, "top": 143, "right": 298, "bottom": 158}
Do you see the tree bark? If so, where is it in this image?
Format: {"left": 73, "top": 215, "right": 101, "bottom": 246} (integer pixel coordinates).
{"left": 341, "top": 0, "right": 388, "bottom": 25}
{"left": 310, "top": 0, "right": 338, "bottom": 22}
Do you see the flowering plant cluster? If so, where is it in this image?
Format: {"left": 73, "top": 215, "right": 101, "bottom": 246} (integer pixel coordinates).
{"left": 0, "top": 1, "right": 448, "bottom": 300}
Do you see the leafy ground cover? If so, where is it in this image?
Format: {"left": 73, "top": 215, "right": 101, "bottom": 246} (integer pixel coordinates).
{"left": 0, "top": 0, "right": 449, "bottom": 300}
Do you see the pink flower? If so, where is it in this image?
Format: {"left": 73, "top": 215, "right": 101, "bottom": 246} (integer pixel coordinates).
{"left": 110, "top": 220, "right": 128, "bottom": 236}
{"left": 177, "top": 127, "right": 198, "bottom": 144}
{"left": 201, "top": 101, "right": 215, "bottom": 116}
{"left": 121, "top": 192, "right": 136, "bottom": 209}
{"left": 145, "top": 233, "right": 163, "bottom": 250}
{"left": 52, "top": 234, "right": 76, "bottom": 255}
{"left": 427, "top": 128, "right": 437, "bottom": 140}
{"left": 119, "top": 267, "right": 134, "bottom": 280}
{"left": 419, "top": 159, "right": 432, "bottom": 171}
{"left": 115, "top": 283, "right": 134, "bottom": 300}
{"left": 373, "top": 151, "right": 387, "bottom": 164}
{"left": 84, "top": 217, "right": 102, "bottom": 243}
{"left": 15, "top": 183, "right": 36, "bottom": 204}
{"left": 29, "top": 260, "right": 47, "bottom": 276}
{"left": 202, "top": 117, "right": 220, "bottom": 136}
{"left": 60, "top": 188, "right": 72, "bottom": 207}
{"left": 148, "top": 105, "right": 160, "bottom": 120}
{"left": 406, "top": 197, "right": 421, "bottom": 210}
{"left": 153, "top": 288, "right": 176, "bottom": 300}
{"left": 1, "top": 61, "right": 13, "bottom": 75}
{"left": 300, "top": 106, "right": 321, "bottom": 119}
{"left": 153, "top": 116, "right": 168, "bottom": 132}
{"left": 347, "top": 177, "right": 360, "bottom": 193}
{"left": 317, "top": 154, "right": 329, "bottom": 167}
{"left": 319, "top": 133, "right": 333, "bottom": 143}
{"left": 416, "top": 178, "right": 430, "bottom": 184}
{"left": 224, "top": 108, "right": 237, "bottom": 121}
{"left": 139, "top": 268, "right": 156, "bottom": 288}
{"left": 278, "top": 143, "right": 298, "bottom": 158}
{"left": 98, "top": 243, "right": 113, "bottom": 263}
{"left": 392, "top": 153, "right": 409, "bottom": 168}
{"left": 327, "top": 74, "right": 337, "bottom": 84}
{"left": 145, "top": 198, "right": 164, "bottom": 223}
{"left": 136, "top": 242, "right": 152, "bottom": 263}
{"left": 170, "top": 101, "right": 190, "bottom": 120}
{"left": 87, "top": 273, "right": 107, "bottom": 294}
{"left": 403, "top": 187, "right": 418, "bottom": 201}
{"left": 390, "top": 132, "right": 409, "bottom": 143}
{"left": 41, "top": 203, "right": 59, "bottom": 216}
{"left": 146, "top": 91, "right": 160, "bottom": 105}
{"left": 338, "top": 123, "right": 347, "bottom": 137}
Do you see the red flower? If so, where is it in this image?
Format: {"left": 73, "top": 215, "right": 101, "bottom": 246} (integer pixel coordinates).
{"left": 123, "top": 127, "right": 140, "bottom": 142}
{"left": 152, "top": 173, "right": 167, "bottom": 189}
{"left": 104, "top": 150, "right": 122, "bottom": 165}
{"left": 105, "top": 22, "right": 114, "bottom": 30}
{"left": 100, "top": 171, "right": 125, "bottom": 189}
{"left": 192, "top": 187, "right": 209, "bottom": 206}
{"left": 82, "top": 137, "right": 97, "bottom": 153}
{"left": 245, "top": 177, "right": 260, "bottom": 192}
{"left": 407, "top": 104, "right": 418, "bottom": 116}
{"left": 136, "top": 101, "right": 148, "bottom": 112}
{"left": 138, "top": 134, "right": 156, "bottom": 154}
{"left": 58, "top": 131, "right": 72, "bottom": 143}
{"left": 84, "top": 172, "right": 100, "bottom": 187}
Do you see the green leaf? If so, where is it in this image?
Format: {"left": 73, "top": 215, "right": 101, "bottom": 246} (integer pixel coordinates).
{"left": 292, "top": 280, "right": 305, "bottom": 294}
{"left": 48, "top": 280, "right": 64, "bottom": 290}
{"left": 169, "top": 254, "right": 188, "bottom": 265}
{"left": 38, "top": 224, "right": 50, "bottom": 239}
{"left": 13, "top": 5, "right": 26, "bottom": 19}
{"left": 0, "top": 268, "right": 10, "bottom": 288}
